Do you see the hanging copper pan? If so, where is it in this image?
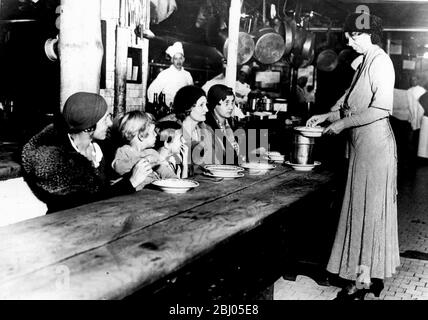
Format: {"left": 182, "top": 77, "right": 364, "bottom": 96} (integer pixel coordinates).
{"left": 338, "top": 48, "right": 359, "bottom": 65}
{"left": 292, "top": 27, "right": 306, "bottom": 54}
{"left": 283, "top": 18, "right": 295, "bottom": 55}
{"left": 223, "top": 31, "right": 255, "bottom": 65}
{"left": 300, "top": 47, "right": 315, "bottom": 68}
{"left": 253, "top": 27, "right": 285, "bottom": 64}
{"left": 316, "top": 49, "right": 338, "bottom": 72}
{"left": 301, "top": 32, "right": 315, "bottom": 60}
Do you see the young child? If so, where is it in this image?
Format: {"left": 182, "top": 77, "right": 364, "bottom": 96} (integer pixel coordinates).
{"left": 155, "top": 121, "right": 189, "bottom": 179}
{"left": 112, "top": 111, "right": 176, "bottom": 190}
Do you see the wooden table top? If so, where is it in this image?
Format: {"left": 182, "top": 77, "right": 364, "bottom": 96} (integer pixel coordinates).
{"left": 0, "top": 166, "right": 334, "bottom": 299}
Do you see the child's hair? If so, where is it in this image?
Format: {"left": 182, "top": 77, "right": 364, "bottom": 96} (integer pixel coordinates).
{"left": 154, "top": 121, "right": 182, "bottom": 150}
{"left": 118, "top": 110, "right": 154, "bottom": 143}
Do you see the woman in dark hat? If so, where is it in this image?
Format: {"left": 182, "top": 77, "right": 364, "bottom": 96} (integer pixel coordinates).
{"left": 22, "top": 92, "right": 153, "bottom": 213}
{"left": 306, "top": 12, "right": 399, "bottom": 300}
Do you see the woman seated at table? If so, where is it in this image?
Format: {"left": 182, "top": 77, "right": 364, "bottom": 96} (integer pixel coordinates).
{"left": 21, "top": 92, "right": 153, "bottom": 213}
{"left": 205, "top": 84, "right": 245, "bottom": 165}
{"left": 158, "top": 85, "right": 210, "bottom": 166}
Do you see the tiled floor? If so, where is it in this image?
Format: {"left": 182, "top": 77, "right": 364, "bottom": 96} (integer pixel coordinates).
{"left": 274, "top": 163, "right": 428, "bottom": 300}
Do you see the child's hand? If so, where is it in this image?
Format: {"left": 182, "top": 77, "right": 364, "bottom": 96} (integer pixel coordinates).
{"left": 143, "top": 152, "right": 160, "bottom": 168}
{"left": 129, "top": 159, "right": 153, "bottom": 188}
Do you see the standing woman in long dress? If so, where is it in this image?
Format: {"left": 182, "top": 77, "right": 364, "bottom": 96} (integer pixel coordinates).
{"left": 306, "top": 13, "right": 400, "bottom": 300}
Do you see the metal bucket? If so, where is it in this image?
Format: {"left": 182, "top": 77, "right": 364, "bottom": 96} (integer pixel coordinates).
{"left": 292, "top": 133, "right": 315, "bottom": 164}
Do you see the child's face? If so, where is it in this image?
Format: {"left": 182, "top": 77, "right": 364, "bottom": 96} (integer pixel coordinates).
{"left": 141, "top": 123, "right": 157, "bottom": 148}
{"left": 169, "top": 130, "right": 184, "bottom": 154}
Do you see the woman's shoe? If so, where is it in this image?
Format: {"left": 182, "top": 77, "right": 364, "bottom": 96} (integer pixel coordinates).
{"left": 369, "top": 279, "right": 384, "bottom": 297}
{"left": 334, "top": 284, "right": 367, "bottom": 300}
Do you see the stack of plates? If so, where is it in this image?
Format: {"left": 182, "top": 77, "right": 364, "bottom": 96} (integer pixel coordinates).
{"left": 152, "top": 179, "right": 199, "bottom": 194}
{"left": 264, "top": 151, "right": 285, "bottom": 163}
{"left": 294, "top": 126, "right": 324, "bottom": 137}
{"left": 203, "top": 165, "right": 245, "bottom": 179}
{"left": 285, "top": 161, "right": 321, "bottom": 172}
{"left": 241, "top": 162, "right": 276, "bottom": 175}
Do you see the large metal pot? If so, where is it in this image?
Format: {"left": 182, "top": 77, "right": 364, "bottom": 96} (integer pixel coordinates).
{"left": 260, "top": 96, "right": 273, "bottom": 111}
{"left": 253, "top": 27, "right": 285, "bottom": 64}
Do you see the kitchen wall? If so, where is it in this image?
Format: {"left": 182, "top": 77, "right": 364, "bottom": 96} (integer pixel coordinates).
{"left": 100, "top": 0, "right": 145, "bottom": 113}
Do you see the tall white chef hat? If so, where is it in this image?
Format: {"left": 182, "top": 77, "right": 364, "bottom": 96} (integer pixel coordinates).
{"left": 166, "top": 42, "right": 184, "bottom": 58}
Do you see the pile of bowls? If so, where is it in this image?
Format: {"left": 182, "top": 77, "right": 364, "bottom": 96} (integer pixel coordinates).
{"left": 203, "top": 165, "right": 245, "bottom": 179}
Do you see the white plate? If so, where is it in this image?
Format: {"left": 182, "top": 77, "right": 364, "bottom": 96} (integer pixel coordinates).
{"left": 152, "top": 179, "right": 199, "bottom": 193}
{"left": 241, "top": 162, "right": 276, "bottom": 170}
{"left": 204, "top": 165, "right": 244, "bottom": 172}
{"left": 241, "top": 162, "right": 276, "bottom": 175}
{"left": 285, "top": 161, "right": 321, "bottom": 172}
{"left": 294, "top": 126, "right": 324, "bottom": 137}
{"left": 203, "top": 171, "right": 244, "bottom": 179}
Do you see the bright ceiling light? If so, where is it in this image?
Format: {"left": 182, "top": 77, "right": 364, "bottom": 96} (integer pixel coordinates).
{"left": 424, "top": 52, "right": 428, "bottom": 59}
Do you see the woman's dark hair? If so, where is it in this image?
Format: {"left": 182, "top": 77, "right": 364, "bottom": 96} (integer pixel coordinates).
{"left": 173, "top": 85, "right": 206, "bottom": 122}
{"left": 343, "top": 12, "right": 383, "bottom": 45}
{"left": 207, "top": 84, "right": 235, "bottom": 111}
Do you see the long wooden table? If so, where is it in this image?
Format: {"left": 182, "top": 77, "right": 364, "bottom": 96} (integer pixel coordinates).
{"left": 0, "top": 166, "right": 334, "bottom": 299}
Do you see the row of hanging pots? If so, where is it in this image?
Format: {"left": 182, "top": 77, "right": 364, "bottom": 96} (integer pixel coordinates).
{"left": 219, "top": 18, "right": 315, "bottom": 66}
{"left": 212, "top": 9, "right": 362, "bottom": 72}
{"left": 218, "top": 27, "right": 357, "bottom": 72}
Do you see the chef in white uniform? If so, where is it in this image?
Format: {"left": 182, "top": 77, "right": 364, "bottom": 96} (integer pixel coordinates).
{"left": 147, "top": 42, "right": 194, "bottom": 106}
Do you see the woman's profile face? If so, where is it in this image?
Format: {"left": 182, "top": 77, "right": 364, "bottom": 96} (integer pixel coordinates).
{"left": 92, "top": 111, "right": 113, "bottom": 140}
{"left": 189, "top": 96, "right": 208, "bottom": 122}
{"left": 345, "top": 32, "right": 371, "bottom": 54}
{"left": 215, "top": 95, "right": 235, "bottom": 119}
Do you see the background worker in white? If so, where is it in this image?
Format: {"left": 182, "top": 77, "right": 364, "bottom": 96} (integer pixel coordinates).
{"left": 147, "top": 42, "right": 193, "bottom": 107}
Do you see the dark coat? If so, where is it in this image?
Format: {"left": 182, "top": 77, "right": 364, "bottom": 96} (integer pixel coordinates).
{"left": 204, "top": 111, "right": 242, "bottom": 165}
{"left": 21, "top": 124, "right": 134, "bottom": 213}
